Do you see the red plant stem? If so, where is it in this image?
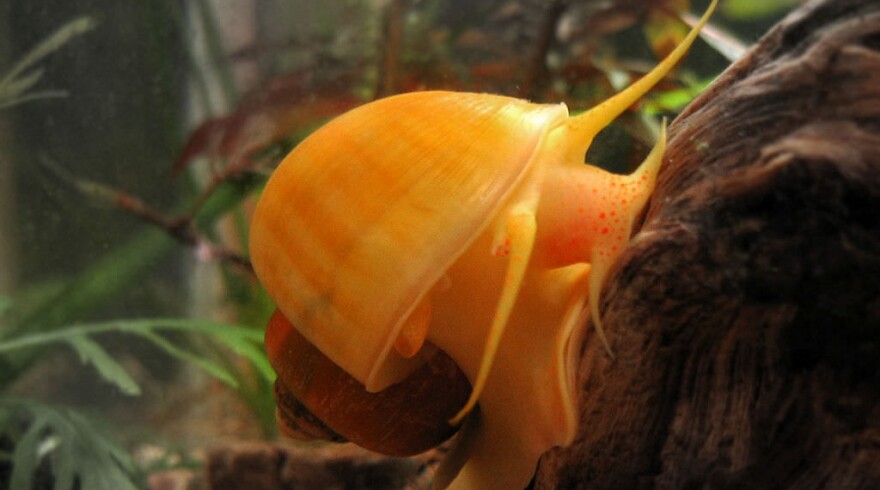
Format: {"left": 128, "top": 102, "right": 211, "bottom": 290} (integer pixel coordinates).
{"left": 42, "top": 157, "right": 253, "bottom": 273}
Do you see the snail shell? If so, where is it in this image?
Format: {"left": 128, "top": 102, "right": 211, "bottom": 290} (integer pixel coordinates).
{"left": 265, "top": 308, "right": 471, "bottom": 456}
{"left": 250, "top": 1, "right": 717, "bottom": 488}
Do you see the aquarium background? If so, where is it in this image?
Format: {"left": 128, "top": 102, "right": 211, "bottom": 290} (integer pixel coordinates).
{"left": 0, "top": 0, "right": 798, "bottom": 488}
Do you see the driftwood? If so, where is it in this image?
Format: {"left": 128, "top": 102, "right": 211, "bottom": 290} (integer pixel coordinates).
{"left": 535, "top": 0, "right": 880, "bottom": 488}
{"left": 189, "top": 1, "right": 880, "bottom": 489}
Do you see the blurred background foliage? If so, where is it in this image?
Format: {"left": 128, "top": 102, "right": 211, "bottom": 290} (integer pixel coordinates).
{"left": 0, "top": 0, "right": 799, "bottom": 488}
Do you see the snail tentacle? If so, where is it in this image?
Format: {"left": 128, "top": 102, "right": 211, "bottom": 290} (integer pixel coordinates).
{"left": 394, "top": 297, "right": 432, "bottom": 358}
{"left": 587, "top": 122, "right": 667, "bottom": 355}
{"left": 560, "top": 0, "right": 718, "bottom": 164}
{"left": 450, "top": 210, "right": 537, "bottom": 424}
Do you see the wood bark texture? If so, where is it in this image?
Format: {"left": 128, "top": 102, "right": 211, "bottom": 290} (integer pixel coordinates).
{"left": 535, "top": 0, "right": 880, "bottom": 488}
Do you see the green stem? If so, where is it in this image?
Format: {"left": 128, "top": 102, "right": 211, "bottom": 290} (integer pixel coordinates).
{"left": 0, "top": 318, "right": 262, "bottom": 354}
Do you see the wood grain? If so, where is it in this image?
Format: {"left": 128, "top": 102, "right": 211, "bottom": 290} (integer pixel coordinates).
{"left": 535, "top": 0, "right": 880, "bottom": 488}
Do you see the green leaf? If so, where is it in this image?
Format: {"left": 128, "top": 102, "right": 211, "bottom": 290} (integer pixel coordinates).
{"left": 66, "top": 335, "right": 142, "bottom": 396}
{"left": 644, "top": 76, "right": 714, "bottom": 113}
{"left": 52, "top": 438, "right": 76, "bottom": 490}
{"left": 0, "top": 68, "right": 44, "bottom": 99}
{"left": 214, "top": 329, "right": 274, "bottom": 383}
{"left": 0, "top": 318, "right": 267, "bottom": 396}
{"left": 0, "top": 16, "right": 97, "bottom": 90}
{"left": 721, "top": 0, "right": 798, "bottom": 20}
{"left": 64, "top": 409, "right": 139, "bottom": 490}
{"left": 2, "top": 174, "right": 253, "bottom": 389}
{"left": 1, "top": 398, "right": 140, "bottom": 490}
{"left": 0, "top": 295, "right": 11, "bottom": 317}
{"left": 8, "top": 410, "right": 50, "bottom": 490}
{"left": 0, "top": 90, "right": 68, "bottom": 111}
{"left": 0, "top": 228, "right": 174, "bottom": 388}
{"left": 134, "top": 328, "right": 240, "bottom": 388}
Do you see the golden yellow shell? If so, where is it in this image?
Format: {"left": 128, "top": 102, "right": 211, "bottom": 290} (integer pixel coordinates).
{"left": 250, "top": 91, "right": 566, "bottom": 392}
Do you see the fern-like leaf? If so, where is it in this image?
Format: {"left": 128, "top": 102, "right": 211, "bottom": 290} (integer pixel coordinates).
{"left": 66, "top": 335, "right": 141, "bottom": 396}
{"left": 0, "top": 397, "right": 140, "bottom": 490}
{"left": 0, "top": 318, "right": 272, "bottom": 395}
{"left": 0, "top": 17, "right": 96, "bottom": 92}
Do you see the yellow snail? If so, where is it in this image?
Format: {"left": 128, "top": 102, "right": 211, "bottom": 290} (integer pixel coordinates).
{"left": 250, "top": 1, "right": 716, "bottom": 488}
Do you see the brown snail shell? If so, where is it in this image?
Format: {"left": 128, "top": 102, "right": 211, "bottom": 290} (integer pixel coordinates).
{"left": 265, "top": 309, "right": 471, "bottom": 457}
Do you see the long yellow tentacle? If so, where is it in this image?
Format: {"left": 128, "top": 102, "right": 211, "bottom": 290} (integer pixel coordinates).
{"left": 558, "top": 0, "right": 718, "bottom": 164}
{"left": 449, "top": 211, "right": 537, "bottom": 424}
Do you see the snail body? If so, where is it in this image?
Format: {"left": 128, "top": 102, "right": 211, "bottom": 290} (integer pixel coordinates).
{"left": 250, "top": 1, "right": 716, "bottom": 488}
